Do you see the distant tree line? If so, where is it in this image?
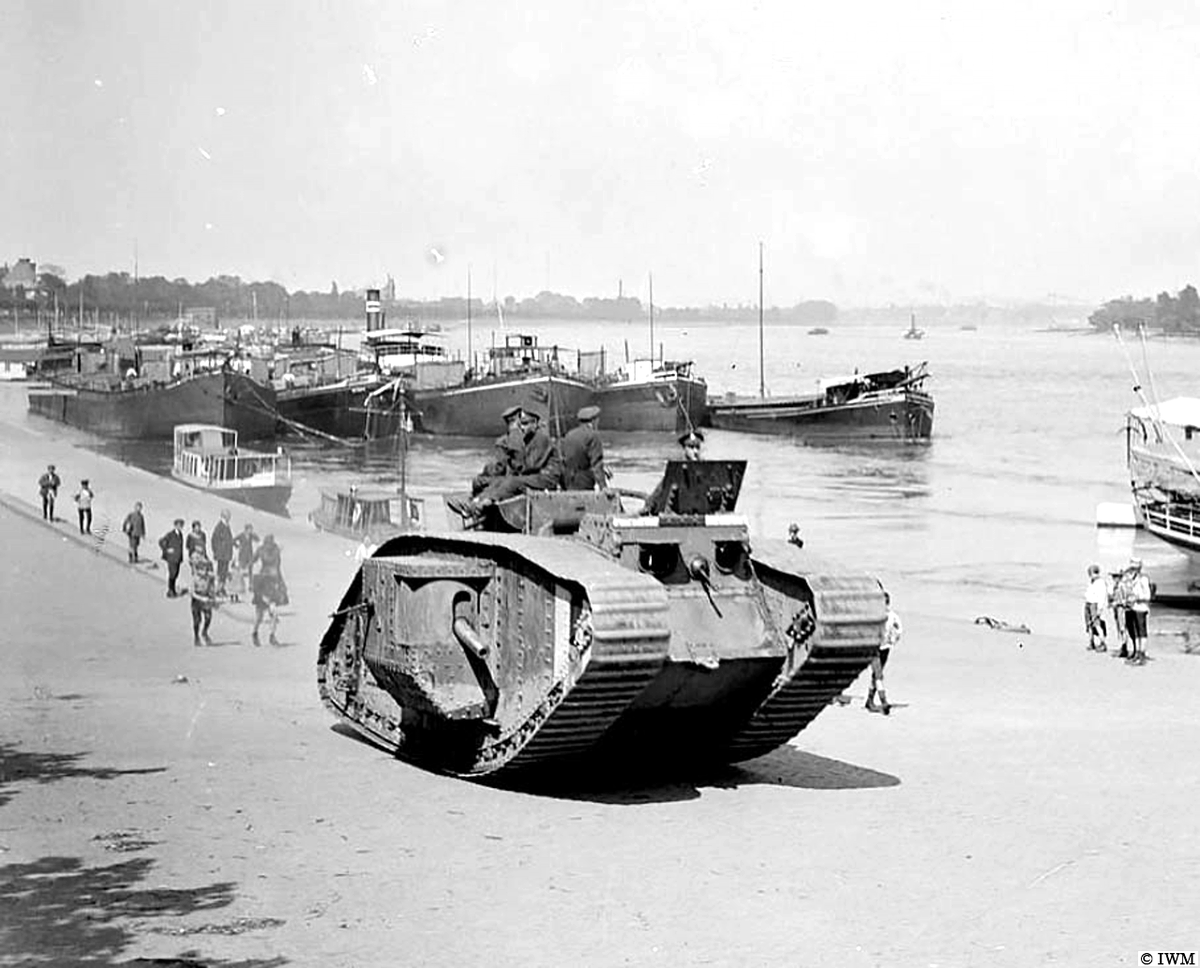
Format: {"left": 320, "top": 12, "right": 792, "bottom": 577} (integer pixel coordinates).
{"left": 0, "top": 270, "right": 839, "bottom": 325}
{"left": 498, "top": 291, "right": 838, "bottom": 323}
{"left": 1089, "top": 285, "right": 1200, "bottom": 334}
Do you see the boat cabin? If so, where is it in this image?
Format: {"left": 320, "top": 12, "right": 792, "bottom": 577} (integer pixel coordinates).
{"left": 612, "top": 357, "right": 698, "bottom": 385}
{"left": 364, "top": 325, "right": 463, "bottom": 388}
{"left": 818, "top": 364, "right": 927, "bottom": 406}
{"left": 172, "top": 423, "right": 291, "bottom": 490}
{"left": 272, "top": 345, "right": 361, "bottom": 390}
{"left": 484, "top": 333, "right": 573, "bottom": 379}
{"left": 311, "top": 486, "right": 424, "bottom": 540}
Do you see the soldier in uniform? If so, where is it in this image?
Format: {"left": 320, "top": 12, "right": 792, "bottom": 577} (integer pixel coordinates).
{"left": 559, "top": 405, "right": 606, "bottom": 490}
{"left": 642, "top": 429, "right": 704, "bottom": 515}
{"left": 473, "top": 408, "right": 561, "bottom": 505}
{"left": 471, "top": 404, "right": 524, "bottom": 496}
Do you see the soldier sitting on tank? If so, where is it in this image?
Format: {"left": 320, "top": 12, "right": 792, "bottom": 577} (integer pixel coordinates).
{"left": 641, "top": 429, "right": 703, "bottom": 515}
{"left": 470, "top": 404, "right": 524, "bottom": 496}
{"left": 473, "top": 408, "right": 562, "bottom": 507}
{"left": 559, "top": 405, "right": 607, "bottom": 491}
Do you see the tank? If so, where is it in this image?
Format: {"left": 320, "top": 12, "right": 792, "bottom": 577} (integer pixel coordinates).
{"left": 317, "top": 459, "right": 886, "bottom": 777}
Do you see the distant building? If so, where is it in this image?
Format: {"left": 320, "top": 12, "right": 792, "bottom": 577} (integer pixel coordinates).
{"left": 183, "top": 306, "right": 218, "bottom": 327}
{"left": 384, "top": 274, "right": 396, "bottom": 302}
{"left": 2, "top": 258, "right": 37, "bottom": 290}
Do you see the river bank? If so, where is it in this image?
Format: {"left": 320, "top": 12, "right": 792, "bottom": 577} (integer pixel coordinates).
{"left": 1, "top": 384, "right": 1198, "bottom": 967}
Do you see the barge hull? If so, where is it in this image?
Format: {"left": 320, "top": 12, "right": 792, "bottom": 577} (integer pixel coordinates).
{"left": 411, "top": 375, "right": 593, "bottom": 438}
{"left": 594, "top": 377, "right": 707, "bottom": 433}
{"left": 275, "top": 380, "right": 407, "bottom": 440}
{"left": 27, "top": 371, "right": 276, "bottom": 440}
{"left": 708, "top": 392, "right": 934, "bottom": 441}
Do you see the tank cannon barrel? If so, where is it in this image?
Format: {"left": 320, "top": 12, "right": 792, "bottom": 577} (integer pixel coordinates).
{"left": 453, "top": 616, "right": 489, "bottom": 658}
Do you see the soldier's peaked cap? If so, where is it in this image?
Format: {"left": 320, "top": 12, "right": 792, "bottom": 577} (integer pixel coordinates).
{"left": 500, "top": 405, "right": 523, "bottom": 421}
{"left": 678, "top": 429, "right": 705, "bottom": 445}
{"left": 577, "top": 405, "right": 601, "bottom": 421}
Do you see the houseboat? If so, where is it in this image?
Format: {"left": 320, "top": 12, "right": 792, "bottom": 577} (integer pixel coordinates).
{"left": 172, "top": 423, "right": 293, "bottom": 515}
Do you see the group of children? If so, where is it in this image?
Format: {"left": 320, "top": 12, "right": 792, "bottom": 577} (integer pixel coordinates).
{"left": 35, "top": 460, "right": 288, "bottom": 651}
{"left": 157, "top": 514, "right": 288, "bottom": 648}
{"left": 1084, "top": 558, "right": 1152, "bottom": 665}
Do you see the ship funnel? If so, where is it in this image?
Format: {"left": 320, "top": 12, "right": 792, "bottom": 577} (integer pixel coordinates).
{"left": 365, "top": 288, "right": 384, "bottom": 332}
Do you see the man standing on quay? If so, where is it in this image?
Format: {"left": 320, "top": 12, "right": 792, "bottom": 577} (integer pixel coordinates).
{"left": 158, "top": 518, "right": 185, "bottom": 597}
{"left": 211, "top": 509, "right": 234, "bottom": 595}
{"left": 38, "top": 464, "right": 60, "bottom": 521}
{"left": 122, "top": 501, "right": 146, "bottom": 563}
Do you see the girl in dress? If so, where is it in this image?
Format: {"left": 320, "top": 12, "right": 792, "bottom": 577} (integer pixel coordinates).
{"left": 251, "top": 534, "right": 287, "bottom": 646}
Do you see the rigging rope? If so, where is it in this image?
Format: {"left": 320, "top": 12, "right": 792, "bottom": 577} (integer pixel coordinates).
{"left": 240, "top": 381, "right": 356, "bottom": 446}
{"left": 1112, "top": 323, "right": 1200, "bottom": 487}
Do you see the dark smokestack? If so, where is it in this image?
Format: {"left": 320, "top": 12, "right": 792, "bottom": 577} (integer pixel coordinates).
{"left": 365, "top": 288, "right": 383, "bottom": 331}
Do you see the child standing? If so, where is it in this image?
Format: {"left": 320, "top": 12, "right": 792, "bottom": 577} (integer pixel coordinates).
{"left": 74, "top": 479, "right": 94, "bottom": 534}
{"left": 866, "top": 591, "right": 901, "bottom": 715}
{"left": 1125, "top": 558, "right": 1152, "bottom": 666}
{"left": 1083, "top": 563, "right": 1109, "bottom": 652}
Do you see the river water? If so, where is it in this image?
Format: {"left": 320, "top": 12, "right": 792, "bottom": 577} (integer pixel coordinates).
{"left": 12, "top": 313, "right": 1200, "bottom": 643}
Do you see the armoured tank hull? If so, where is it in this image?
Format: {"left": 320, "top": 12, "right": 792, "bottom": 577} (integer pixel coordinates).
{"left": 317, "top": 462, "right": 886, "bottom": 778}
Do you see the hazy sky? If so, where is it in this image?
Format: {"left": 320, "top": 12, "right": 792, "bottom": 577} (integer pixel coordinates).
{"left": 4, "top": 0, "right": 1199, "bottom": 306}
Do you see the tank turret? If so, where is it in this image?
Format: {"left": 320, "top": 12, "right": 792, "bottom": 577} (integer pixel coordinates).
{"left": 317, "top": 460, "right": 885, "bottom": 777}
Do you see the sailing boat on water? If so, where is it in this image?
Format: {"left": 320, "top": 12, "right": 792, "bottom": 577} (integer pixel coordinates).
{"left": 704, "top": 244, "right": 935, "bottom": 442}
{"left": 904, "top": 312, "right": 925, "bottom": 340}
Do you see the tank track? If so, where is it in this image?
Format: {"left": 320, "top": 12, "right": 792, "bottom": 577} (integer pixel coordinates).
{"left": 722, "top": 547, "right": 884, "bottom": 762}
{"left": 318, "top": 532, "right": 670, "bottom": 777}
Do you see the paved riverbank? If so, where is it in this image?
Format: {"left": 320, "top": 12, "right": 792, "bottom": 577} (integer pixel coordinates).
{"left": 2, "top": 390, "right": 1198, "bottom": 966}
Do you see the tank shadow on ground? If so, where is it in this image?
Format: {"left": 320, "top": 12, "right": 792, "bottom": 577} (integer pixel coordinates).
{"left": 325, "top": 726, "right": 899, "bottom": 802}
{"left": 710, "top": 745, "right": 901, "bottom": 791}
{"left": 494, "top": 746, "right": 900, "bottom": 803}
{"left": 0, "top": 854, "right": 287, "bottom": 968}
{"left": 0, "top": 742, "right": 168, "bottom": 808}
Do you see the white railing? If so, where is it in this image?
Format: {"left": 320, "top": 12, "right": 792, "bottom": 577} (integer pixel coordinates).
{"left": 1143, "top": 504, "right": 1200, "bottom": 545}
{"left": 176, "top": 449, "right": 291, "bottom": 489}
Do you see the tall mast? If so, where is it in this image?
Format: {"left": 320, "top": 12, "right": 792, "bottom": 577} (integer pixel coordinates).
{"left": 648, "top": 272, "right": 654, "bottom": 362}
{"left": 399, "top": 397, "right": 411, "bottom": 528}
{"left": 758, "top": 241, "right": 765, "bottom": 399}
{"left": 466, "top": 265, "right": 473, "bottom": 371}
{"left": 133, "top": 240, "right": 139, "bottom": 334}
